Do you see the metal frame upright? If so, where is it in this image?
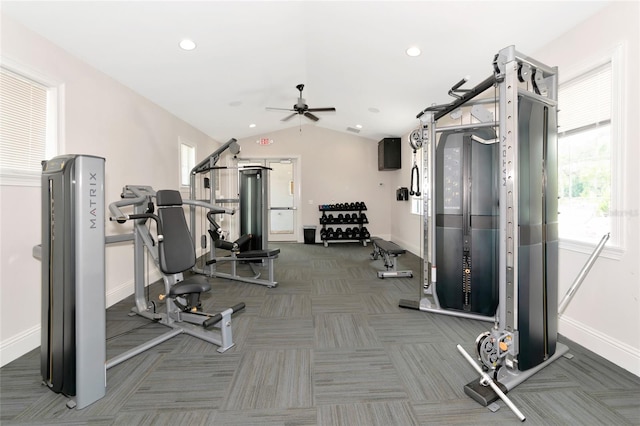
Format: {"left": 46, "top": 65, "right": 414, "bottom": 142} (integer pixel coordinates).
{"left": 401, "top": 46, "right": 573, "bottom": 413}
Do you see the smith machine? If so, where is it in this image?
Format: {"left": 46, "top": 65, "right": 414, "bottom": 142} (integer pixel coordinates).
{"left": 400, "top": 46, "right": 609, "bottom": 420}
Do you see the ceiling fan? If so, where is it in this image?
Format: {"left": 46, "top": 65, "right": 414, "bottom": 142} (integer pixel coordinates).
{"left": 266, "top": 84, "right": 336, "bottom": 122}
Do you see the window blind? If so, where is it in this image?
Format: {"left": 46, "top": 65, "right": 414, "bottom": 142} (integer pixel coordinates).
{"left": 0, "top": 68, "right": 48, "bottom": 177}
{"left": 558, "top": 62, "right": 611, "bottom": 134}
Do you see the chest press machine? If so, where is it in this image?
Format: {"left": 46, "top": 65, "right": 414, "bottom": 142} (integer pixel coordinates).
{"left": 399, "top": 46, "right": 609, "bottom": 420}
{"left": 108, "top": 185, "right": 245, "bottom": 355}
{"left": 39, "top": 156, "right": 243, "bottom": 410}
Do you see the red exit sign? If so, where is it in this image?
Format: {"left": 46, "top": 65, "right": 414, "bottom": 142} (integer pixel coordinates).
{"left": 256, "top": 138, "right": 273, "bottom": 146}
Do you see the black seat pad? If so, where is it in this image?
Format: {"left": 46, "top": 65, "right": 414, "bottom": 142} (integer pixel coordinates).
{"left": 236, "top": 248, "right": 280, "bottom": 259}
{"left": 373, "top": 238, "right": 406, "bottom": 255}
{"left": 169, "top": 276, "right": 212, "bottom": 296}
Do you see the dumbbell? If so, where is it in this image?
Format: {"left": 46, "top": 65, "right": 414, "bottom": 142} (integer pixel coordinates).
{"left": 361, "top": 227, "right": 370, "bottom": 239}
{"left": 352, "top": 227, "right": 360, "bottom": 238}
{"left": 360, "top": 213, "right": 368, "bottom": 223}
{"left": 335, "top": 227, "right": 343, "bottom": 238}
{"left": 327, "top": 227, "right": 335, "bottom": 239}
{"left": 345, "top": 227, "right": 353, "bottom": 239}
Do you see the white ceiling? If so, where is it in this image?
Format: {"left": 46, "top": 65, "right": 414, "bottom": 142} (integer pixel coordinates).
{"left": 2, "top": 1, "right": 608, "bottom": 142}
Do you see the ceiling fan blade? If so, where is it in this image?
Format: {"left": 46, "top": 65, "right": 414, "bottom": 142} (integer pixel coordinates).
{"left": 307, "top": 107, "right": 336, "bottom": 112}
{"left": 281, "top": 113, "right": 297, "bottom": 121}
{"left": 304, "top": 112, "right": 319, "bottom": 121}
{"left": 266, "top": 107, "right": 295, "bottom": 112}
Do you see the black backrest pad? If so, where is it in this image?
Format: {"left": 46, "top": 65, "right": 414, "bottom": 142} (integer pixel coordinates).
{"left": 156, "top": 190, "right": 196, "bottom": 274}
{"left": 156, "top": 189, "right": 184, "bottom": 207}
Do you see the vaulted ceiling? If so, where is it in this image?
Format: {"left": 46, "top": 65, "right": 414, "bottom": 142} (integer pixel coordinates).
{"left": 2, "top": 1, "right": 608, "bottom": 142}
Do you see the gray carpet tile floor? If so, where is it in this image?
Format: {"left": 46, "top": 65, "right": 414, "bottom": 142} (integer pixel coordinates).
{"left": 1, "top": 241, "right": 639, "bottom": 425}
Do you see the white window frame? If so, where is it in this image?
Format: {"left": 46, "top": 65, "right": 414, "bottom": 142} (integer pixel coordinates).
{"left": 0, "top": 58, "right": 63, "bottom": 187}
{"left": 557, "top": 44, "right": 626, "bottom": 258}
{"left": 179, "top": 138, "right": 195, "bottom": 188}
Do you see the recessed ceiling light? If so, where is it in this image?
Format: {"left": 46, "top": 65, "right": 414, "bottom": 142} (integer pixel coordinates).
{"left": 355, "top": 124, "right": 363, "bottom": 129}
{"left": 249, "top": 123, "right": 256, "bottom": 128}
{"left": 179, "top": 39, "right": 197, "bottom": 51}
{"left": 228, "top": 101, "right": 242, "bottom": 107}
{"left": 406, "top": 46, "right": 421, "bottom": 57}
{"left": 368, "top": 107, "right": 380, "bottom": 113}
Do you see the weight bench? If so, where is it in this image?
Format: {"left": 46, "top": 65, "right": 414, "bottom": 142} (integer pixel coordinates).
{"left": 205, "top": 212, "right": 280, "bottom": 288}
{"left": 370, "top": 237, "right": 413, "bottom": 279}
{"left": 206, "top": 247, "right": 280, "bottom": 288}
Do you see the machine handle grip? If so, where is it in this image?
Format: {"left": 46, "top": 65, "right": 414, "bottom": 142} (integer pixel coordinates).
{"left": 203, "top": 314, "right": 222, "bottom": 328}
{"left": 202, "top": 303, "right": 246, "bottom": 328}
{"left": 127, "top": 213, "right": 163, "bottom": 241}
{"left": 230, "top": 302, "right": 246, "bottom": 313}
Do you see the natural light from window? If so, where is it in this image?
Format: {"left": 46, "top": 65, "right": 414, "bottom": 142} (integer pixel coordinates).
{"left": 557, "top": 60, "right": 617, "bottom": 246}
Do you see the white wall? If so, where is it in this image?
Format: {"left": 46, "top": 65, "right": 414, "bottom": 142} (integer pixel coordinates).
{"left": 0, "top": 14, "right": 223, "bottom": 366}
{"left": 388, "top": 2, "right": 640, "bottom": 376}
{"left": 534, "top": 1, "right": 640, "bottom": 377}
{"left": 236, "top": 125, "right": 394, "bottom": 242}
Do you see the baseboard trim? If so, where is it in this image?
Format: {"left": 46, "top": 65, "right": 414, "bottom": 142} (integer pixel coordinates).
{"left": 560, "top": 315, "right": 640, "bottom": 377}
{"left": 105, "top": 270, "right": 162, "bottom": 307}
{"left": 392, "top": 235, "right": 421, "bottom": 259}
{"left": 0, "top": 324, "right": 40, "bottom": 368}
{"left": 1, "top": 271, "right": 164, "bottom": 368}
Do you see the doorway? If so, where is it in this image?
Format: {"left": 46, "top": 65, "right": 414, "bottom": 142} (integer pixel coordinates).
{"left": 237, "top": 158, "right": 300, "bottom": 242}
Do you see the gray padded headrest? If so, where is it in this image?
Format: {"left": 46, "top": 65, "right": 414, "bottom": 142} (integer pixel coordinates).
{"left": 156, "top": 190, "right": 183, "bottom": 207}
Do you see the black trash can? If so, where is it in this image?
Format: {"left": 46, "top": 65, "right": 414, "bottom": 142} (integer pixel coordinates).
{"left": 303, "top": 226, "right": 316, "bottom": 244}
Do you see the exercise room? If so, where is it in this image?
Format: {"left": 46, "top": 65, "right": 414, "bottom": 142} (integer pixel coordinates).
{"left": 1, "top": 2, "right": 638, "bottom": 424}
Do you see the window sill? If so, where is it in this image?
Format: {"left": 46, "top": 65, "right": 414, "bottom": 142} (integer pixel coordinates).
{"left": 559, "top": 238, "right": 623, "bottom": 261}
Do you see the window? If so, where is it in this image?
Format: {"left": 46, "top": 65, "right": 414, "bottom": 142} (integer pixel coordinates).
{"left": 557, "top": 46, "right": 624, "bottom": 250}
{"left": 411, "top": 196, "right": 423, "bottom": 215}
{"left": 0, "top": 66, "right": 58, "bottom": 186}
{"left": 180, "top": 140, "right": 195, "bottom": 187}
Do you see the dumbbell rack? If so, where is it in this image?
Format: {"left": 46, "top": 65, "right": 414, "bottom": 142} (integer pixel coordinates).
{"left": 319, "top": 202, "right": 370, "bottom": 247}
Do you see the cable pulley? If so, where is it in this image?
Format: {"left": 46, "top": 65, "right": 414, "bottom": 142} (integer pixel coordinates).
{"left": 408, "top": 128, "right": 423, "bottom": 196}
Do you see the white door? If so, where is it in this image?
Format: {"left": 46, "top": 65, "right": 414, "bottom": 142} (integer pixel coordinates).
{"left": 238, "top": 158, "right": 299, "bottom": 242}
{"left": 267, "top": 159, "right": 298, "bottom": 242}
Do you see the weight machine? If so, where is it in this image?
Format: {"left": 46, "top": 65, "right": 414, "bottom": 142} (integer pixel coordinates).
{"left": 40, "top": 155, "right": 106, "bottom": 409}
{"left": 189, "top": 139, "right": 279, "bottom": 288}
{"left": 108, "top": 185, "right": 245, "bottom": 360}
{"left": 399, "top": 46, "right": 609, "bottom": 420}
{"left": 39, "top": 155, "right": 243, "bottom": 410}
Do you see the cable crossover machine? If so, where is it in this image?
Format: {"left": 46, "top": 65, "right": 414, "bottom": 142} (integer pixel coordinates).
{"left": 400, "top": 45, "right": 609, "bottom": 420}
